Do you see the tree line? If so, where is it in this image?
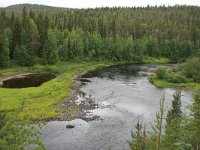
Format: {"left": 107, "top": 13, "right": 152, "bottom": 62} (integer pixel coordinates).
{"left": 0, "top": 4, "right": 200, "bottom": 67}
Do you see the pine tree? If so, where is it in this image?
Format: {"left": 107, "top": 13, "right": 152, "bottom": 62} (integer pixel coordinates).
{"left": 45, "top": 29, "right": 58, "bottom": 64}
{"left": 163, "top": 91, "right": 183, "bottom": 150}
{"left": 129, "top": 121, "right": 147, "bottom": 150}
{"left": 29, "top": 19, "right": 39, "bottom": 54}
{"left": 22, "top": 7, "right": 28, "bottom": 30}
{"left": 190, "top": 91, "right": 200, "bottom": 150}
{"left": 12, "top": 17, "right": 22, "bottom": 59}
{"left": 0, "top": 30, "right": 10, "bottom": 68}
{"left": 60, "top": 38, "right": 69, "bottom": 61}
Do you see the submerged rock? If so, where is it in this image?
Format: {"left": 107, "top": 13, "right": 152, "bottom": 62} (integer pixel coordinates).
{"left": 66, "top": 125, "right": 75, "bottom": 129}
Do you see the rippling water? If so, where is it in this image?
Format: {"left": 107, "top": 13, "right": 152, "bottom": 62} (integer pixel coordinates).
{"left": 41, "top": 64, "right": 192, "bottom": 150}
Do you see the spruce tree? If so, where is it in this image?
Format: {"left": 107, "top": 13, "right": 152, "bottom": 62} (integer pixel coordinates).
{"left": 163, "top": 91, "right": 183, "bottom": 150}
{"left": 12, "top": 17, "right": 22, "bottom": 59}
{"left": 0, "top": 30, "right": 10, "bottom": 68}
{"left": 190, "top": 91, "right": 200, "bottom": 150}
{"left": 45, "top": 29, "right": 58, "bottom": 64}
{"left": 129, "top": 121, "right": 147, "bottom": 150}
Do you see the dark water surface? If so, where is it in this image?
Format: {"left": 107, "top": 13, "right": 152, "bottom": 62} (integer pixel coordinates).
{"left": 1, "top": 73, "right": 56, "bottom": 88}
{"left": 41, "top": 64, "right": 192, "bottom": 150}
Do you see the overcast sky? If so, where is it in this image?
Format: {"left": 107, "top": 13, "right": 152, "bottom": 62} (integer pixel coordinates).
{"left": 0, "top": 0, "right": 200, "bottom": 8}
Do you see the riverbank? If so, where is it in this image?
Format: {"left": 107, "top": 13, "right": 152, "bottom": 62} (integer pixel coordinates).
{"left": 0, "top": 62, "right": 111, "bottom": 121}
{"left": 0, "top": 57, "right": 172, "bottom": 121}
{"left": 149, "top": 76, "right": 200, "bottom": 90}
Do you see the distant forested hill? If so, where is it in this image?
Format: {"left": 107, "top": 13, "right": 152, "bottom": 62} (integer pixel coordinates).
{"left": 6, "top": 4, "right": 53, "bottom": 9}
{"left": 0, "top": 4, "right": 200, "bottom": 67}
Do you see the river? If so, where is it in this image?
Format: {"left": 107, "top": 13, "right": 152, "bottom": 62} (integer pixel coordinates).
{"left": 41, "top": 64, "right": 192, "bottom": 150}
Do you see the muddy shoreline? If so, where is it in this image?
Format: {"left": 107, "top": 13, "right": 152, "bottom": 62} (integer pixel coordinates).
{"left": 55, "top": 71, "right": 89, "bottom": 121}
{"left": 56, "top": 69, "right": 104, "bottom": 122}
{"left": 36, "top": 69, "right": 101, "bottom": 122}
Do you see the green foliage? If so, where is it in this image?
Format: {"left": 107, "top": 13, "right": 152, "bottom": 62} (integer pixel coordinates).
{"left": 156, "top": 67, "right": 167, "bottom": 79}
{"left": 45, "top": 29, "right": 58, "bottom": 64}
{"left": 0, "top": 101, "right": 45, "bottom": 149}
{"left": 166, "top": 72, "right": 190, "bottom": 83}
{"left": 153, "top": 95, "right": 165, "bottom": 150}
{"left": 181, "top": 57, "right": 200, "bottom": 83}
{"left": 0, "top": 5, "right": 200, "bottom": 66}
{"left": 11, "top": 16, "right": 22, "bottom": 59}
{"left": 149, "top": 75, "right": 200, "bottom": 90}
{"left": 0, "top": 62, "right": 108, "bottom": 120}
{"left": 59, "top": 37, "right": 70, "bottom": 61}
{"left": 130, "top": 91, "right": 200, "bottom": 150}
{"left": 129, "top": 121, "right": 147, "bottom": 150}
{"left": 0, "top": 29, "right": 10, "bottom": 68}
{"left": 163, "top": 91, "right": 183, "bottom": 150}
{"left": 151, "top": 62, "right": 199, "bottom": 89}
{"left": 129, "top": 95, "right": 165, "bottom": 150}
{"left": 15, "top": 44, "right": 34, "bottom": 66}
{"left": 143, "top": 57, "right": 169, "bottom": 63}
{"left": 189, "top": 90, "right": 200, "bottom": 149}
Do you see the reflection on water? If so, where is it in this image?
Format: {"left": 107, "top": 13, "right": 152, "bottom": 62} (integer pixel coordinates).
{"left": 41, "top": 64, "right": 192, "bottom": 150}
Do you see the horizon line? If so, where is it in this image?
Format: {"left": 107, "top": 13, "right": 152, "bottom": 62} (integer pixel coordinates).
{"left": 1, "top": 3, "right": 200, "bottom": 9}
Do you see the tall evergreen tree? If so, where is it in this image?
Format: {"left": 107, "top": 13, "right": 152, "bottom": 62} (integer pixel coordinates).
{"left": 190, "top": 91, "right": 200, "bottom": 150}
{"left": 12, "top": 17, "right": 22, "bottom": 59}
{"left": 163, "top": 91, "right": 183, "bottom": 150}
{"left": 45, "top": 29, "right": 58, "bottom": 64}
{"left": 0, "top": 29, "right": 10, "bottom": 68}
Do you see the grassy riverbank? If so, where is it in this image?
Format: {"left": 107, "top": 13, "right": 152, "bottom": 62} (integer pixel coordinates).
{"left": 149, "top": 57, "right": 200, "bottom": 90}
{"left": 0, "top": 62, "right": 110, "bottom": 120}
{"left": 0, "top": 57, "right": 171, "bottom": 121}
{"left": 149, "top": 76, "right": 200, "bottom": 90}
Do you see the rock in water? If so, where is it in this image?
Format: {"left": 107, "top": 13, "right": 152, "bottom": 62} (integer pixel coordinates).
{"left": 66, "top": 125, "right": 75, "bottom": 129}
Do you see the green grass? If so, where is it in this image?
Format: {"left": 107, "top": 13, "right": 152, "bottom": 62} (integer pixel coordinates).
{"left": 143, "top": 57, "right": 170, "bottom": 63}
{"left": 149, "top": 76, "right": 200, "bottom": 90}
{"left": 0, "top": 62, "right": 109, "bottom": 120}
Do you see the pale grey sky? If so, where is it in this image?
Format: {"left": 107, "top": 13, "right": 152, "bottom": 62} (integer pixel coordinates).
{"left": 0, "top": 0, "right": 200, "bottom": 8}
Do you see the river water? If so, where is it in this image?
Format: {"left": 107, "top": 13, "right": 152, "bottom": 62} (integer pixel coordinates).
{"left": 41, "top": 64, "right": 192, "bottom": 150}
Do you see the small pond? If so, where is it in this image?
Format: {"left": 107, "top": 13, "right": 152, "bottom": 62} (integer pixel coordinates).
{"left": 1, "top": 73, "right": 56, "bottom": 88}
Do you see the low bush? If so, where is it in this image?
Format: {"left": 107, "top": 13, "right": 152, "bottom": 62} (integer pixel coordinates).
{"left": 180, "top": 57, "right": 200, "bottom": 83}
{"left": 166, "top": 72, "right": 191, "bottom": 83}
{"left": 0, "top": 110, "right": 45, "bottom": 150}
{"left": 156, "top": 67, "right": 167, "bottom": 79}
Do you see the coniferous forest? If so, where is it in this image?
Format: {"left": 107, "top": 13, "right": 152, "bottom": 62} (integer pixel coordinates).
{"left": 0, "top": 4, "right": 200, "bottom": 67}
{"left": 0, "top": 4, "right": 200, "bottom": 150}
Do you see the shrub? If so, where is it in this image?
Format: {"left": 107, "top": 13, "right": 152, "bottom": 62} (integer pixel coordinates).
{"left": 167, "top": 72, "right": 191, "bottom": 83}
{"left": 181, "top": 57, "right": 200, "bottom": 83}
{"left": 0, "top": 100, "right": 45, "bottom": 150}
{"left": 156, "top": 67, "right": 167, "bottom": 79}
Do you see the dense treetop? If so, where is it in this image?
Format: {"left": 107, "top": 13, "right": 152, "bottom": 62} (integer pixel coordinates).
{"left": 0, "top": 4, "right": 200, "bottom": 67}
